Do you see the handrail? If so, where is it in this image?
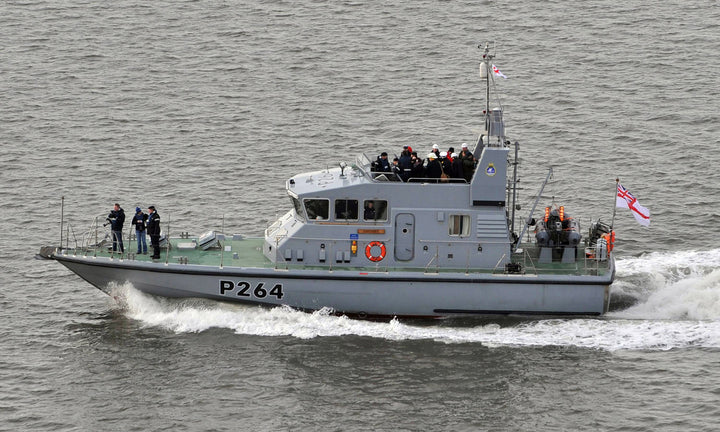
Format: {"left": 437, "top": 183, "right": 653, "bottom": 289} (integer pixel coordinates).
{"left": 424, "top": 245, "right": 439, "bottom": 273}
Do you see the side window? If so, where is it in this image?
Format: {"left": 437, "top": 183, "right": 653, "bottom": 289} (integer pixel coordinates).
{"left": 291, "top": 197, "right": 305, "bottom": 221}
{"left": 304, "top": 199, "right": 329, "bottom": 220}
{"left": 335, "top": 199, "right": 358, "bottom": 221}
{"left": 363, "top": 200, "right": 388, "bottom": 222}
{"left": 449, "top": 215, "right": 471, "bottom": 237}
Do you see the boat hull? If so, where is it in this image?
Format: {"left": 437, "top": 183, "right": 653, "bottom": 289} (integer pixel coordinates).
{"left": 52, "top": 252, "right": 613, "bottom": 318}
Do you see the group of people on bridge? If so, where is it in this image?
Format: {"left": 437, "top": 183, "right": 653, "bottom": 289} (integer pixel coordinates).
{"left": 372, "top": 143, "right": 477, "bottom": 183}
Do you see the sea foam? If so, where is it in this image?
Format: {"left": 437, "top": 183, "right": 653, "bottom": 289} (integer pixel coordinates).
{"left": 109, "top": 249, "right": 720, "bottom": 351}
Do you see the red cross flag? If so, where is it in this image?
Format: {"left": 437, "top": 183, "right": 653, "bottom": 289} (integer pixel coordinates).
{"left": 492, "top": 64, "right": 507, "bottom": 79}
{"left": 616, "top": 183, "right": 650, "bottom": 226}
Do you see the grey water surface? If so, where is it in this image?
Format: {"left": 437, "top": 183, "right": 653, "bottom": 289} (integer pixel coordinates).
{"left": 2, "top": 1, "right": 720, "bottom": 430}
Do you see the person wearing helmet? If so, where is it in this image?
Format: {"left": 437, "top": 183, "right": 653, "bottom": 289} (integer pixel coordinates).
{"left": 439, "top": 151, "right": 451, "bottom": 178}
{"left": 450, "top": 152, "right": 464, "bottom": 179}
{"left": 431, "top": 144, "right": 440, "bottom": 159}
{"left": 425, "top": 153, "right": 442, "bottom": 179}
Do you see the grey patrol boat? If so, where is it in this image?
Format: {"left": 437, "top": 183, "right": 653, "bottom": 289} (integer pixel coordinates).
{"left": 38, "top": 44, "right": 616, "bottom": 318}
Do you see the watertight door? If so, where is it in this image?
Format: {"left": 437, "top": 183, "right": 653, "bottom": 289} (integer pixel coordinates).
{"left": 394, "top": 213, "right": 415, "bottom": 261}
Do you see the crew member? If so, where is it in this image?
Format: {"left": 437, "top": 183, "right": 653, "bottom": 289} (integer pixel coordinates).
{"left": 459, "top": 143, "right": 476, "bottom": 182}
{"left": 131, "top": 206, "right": 148, "bottom": 254}
{"left": 375, "top": 152, "right": 391, "bottom": 172}
{"left": 431, "top": 144, "right": 440, "bottom": 159}
{"left": 425, "top": 153, "right": 442, "bottom": 179}
{"left": 450, "top": 152, "right": 464, "bottom": 179}
{"left": 364, "top": 201, "right": 376, "bottom": 221}
{"left": 410, "top": 152, "right": 425, "bottom": 179}
{"left": 106, "top": 203, "right": 125, "bottom": 253}
{"left": 147, "top": 205, "right": 161, "bottom": 259}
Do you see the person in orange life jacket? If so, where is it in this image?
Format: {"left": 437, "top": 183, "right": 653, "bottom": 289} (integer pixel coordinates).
{"left": 131, "top": 207, "right": 148, "bottom": 254}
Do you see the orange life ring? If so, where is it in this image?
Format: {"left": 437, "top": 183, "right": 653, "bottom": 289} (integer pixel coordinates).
{"left": 365, "top": 241, "right": 386, "bottom": 262}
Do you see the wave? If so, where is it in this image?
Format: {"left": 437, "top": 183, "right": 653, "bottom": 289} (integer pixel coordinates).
{"left": 612, "top": 249, "right": 720, "bottom": 320}
{"left": 107, "top": 247, "right": 720, "bottom": 351}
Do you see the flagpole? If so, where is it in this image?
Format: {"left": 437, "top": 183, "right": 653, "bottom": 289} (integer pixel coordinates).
{"left": 610, "top": 177, "right": 619, "bottom": 230}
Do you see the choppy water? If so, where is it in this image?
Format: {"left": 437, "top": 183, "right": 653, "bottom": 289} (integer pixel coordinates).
{"left": 2, "top": 0, "right": 720, "bottom": 430}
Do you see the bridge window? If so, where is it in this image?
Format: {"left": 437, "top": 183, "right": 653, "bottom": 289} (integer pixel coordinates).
{"left": 335, "top": 199, "right": 358, "bottom": 221}
{"left": 449, "top": 215, "right": 471, "bottom": 237}
{"left": 290, "top": 197, "right": 305, "bottom": 221}
{"left": 304, "top": 199, "right": 329, "bottom": 220}
{"left": 363, "top": 200, "right": 388, "bottom": 222}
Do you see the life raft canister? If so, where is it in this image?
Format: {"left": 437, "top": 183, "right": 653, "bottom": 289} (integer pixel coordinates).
{"left": 365, "top": 241, "right": 386, "bottom": 262}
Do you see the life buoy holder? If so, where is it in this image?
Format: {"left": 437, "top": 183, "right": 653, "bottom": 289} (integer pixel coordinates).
{"left": 365, "top": 241, "right": 386, "bottom": 262}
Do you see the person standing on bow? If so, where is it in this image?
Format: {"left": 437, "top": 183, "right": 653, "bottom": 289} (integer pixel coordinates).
{"left": 146, "top": 205, "right": 161, "bottom": 259}
{"left": 106, "top": 203, "right": 125, "bottom": 253}
{"left": 131, "top": 207, "right": 148, "bottom": 254}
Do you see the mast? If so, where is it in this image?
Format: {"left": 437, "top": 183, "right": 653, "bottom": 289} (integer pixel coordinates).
{"left": 610, "top": 177, "right": 619, "bottom": 229}
{"left": 480, "top": 43, "right": 519, "bottom": 237}
{"left": 480, "top": 43, "right": 492, "bottom": 144}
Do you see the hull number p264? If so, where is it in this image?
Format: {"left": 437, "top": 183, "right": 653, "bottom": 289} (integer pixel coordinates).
{"left": 219, "top": 280, "right": 284, "bottom": 299}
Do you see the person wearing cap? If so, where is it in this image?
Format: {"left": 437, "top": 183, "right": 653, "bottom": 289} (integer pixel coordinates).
{"left": 446, "top": 147, "right": 455, "bottom": 163}
{"left": 459, "top": 142, "right": 476, "bottom": 182}
{"left": 425, "top": 152, "right": 442, "bottom": 179}
{"left": 106, "top": 203, "right": 125, "bottom": 253}
{"left": 131, "top": 207, "right": 148, "bottom": 254}
{"left": 399, "top": 147, "right": 412, "bottom": 181}
{"left": 146, "top": 205, "right": 161, "bottom": 259}
{"left": 391, "top": 157, "right": 403, "bottom": 181}
{"left": 375, "top": 152, "right": 391, "bottom": 173}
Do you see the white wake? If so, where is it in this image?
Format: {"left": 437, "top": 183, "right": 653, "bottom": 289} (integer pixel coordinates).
{"left": 108, "top": 249, "right": 720, "bottom": 351}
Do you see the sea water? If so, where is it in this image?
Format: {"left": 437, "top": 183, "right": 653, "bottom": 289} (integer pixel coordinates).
{"left": 2, "top": 0, "right": 719, "bottom": 430}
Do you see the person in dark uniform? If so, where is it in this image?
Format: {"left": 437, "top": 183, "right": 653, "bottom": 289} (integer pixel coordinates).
{"left": 106, "top": 203, "right": 125, "bottom": 253}
{"left": 398, "top": 148, "right": 412, "bottom": 181}
{"left": 439, "top": 151, "right": 452, "bottom": 179}
{"left": 391, "top": 157, "right": 403, "bottom": 181}
{"left": 450, "top": 152, "right": 464, "bottom": 179}
{"left": 376, "top": 152, "right": 391, "bottom": 172}
{"left": 410, "top": 152, "right": 424, "bottom": 179}
{"left": 459, "top": 142, "right": 476, "bottom": 182}
{"left": 425, "top": 153, "right": 442, "bottom": 179}
{"left": 131, "top": 207, "right": 148, "bottom": 254}
{"left": 146, "top": 205, "right": 161, "bottom": 259}
{"left": 364, "top": 201, "right": 376, "bottom": 221}
{"left": 431, "top": 144, "right": 440, "bottom": 159}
